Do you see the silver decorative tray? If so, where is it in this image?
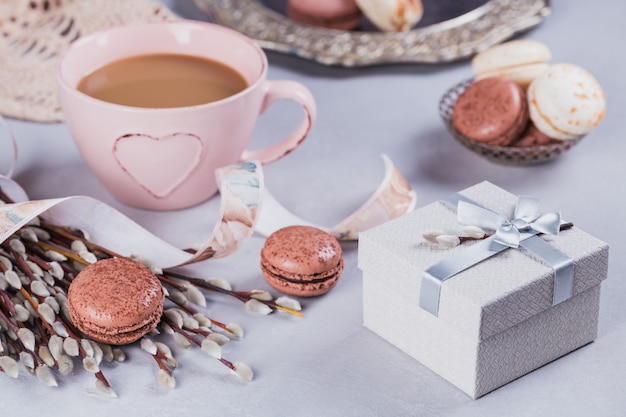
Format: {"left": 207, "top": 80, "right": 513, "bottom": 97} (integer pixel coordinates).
{"left": 192, "top": 0, "right": 550, "bottom": 67}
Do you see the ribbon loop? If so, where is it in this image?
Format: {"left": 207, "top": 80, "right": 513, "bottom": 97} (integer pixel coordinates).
{"left": 514, "top": 196, "right": 540, "bottom": 221}
{"left": 457, "top": 200, "right": 502, "bottom": 230}
{"left": 530, "top": 212, "right": 562, "bottom": 236}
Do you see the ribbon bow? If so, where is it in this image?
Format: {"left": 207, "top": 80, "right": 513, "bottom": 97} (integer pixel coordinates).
{"left": 419, "top": 194, "right": 574, "bottom": 317}
{"left": 457, "top": 197, "right": 561, "bottom": 248}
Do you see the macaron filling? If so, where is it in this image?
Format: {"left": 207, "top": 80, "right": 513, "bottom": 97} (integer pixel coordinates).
{"left": 261, "top": 256, "right": 344, "bottom": 284}
{"left": 70, "top": 307, "right": 163, "bottom": 345}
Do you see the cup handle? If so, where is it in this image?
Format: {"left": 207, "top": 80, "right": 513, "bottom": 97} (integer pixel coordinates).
{"left": 241, "top": 80, "right": 317, "bottom": 164}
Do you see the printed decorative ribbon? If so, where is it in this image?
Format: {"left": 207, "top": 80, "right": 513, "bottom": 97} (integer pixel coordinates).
{"left": 0, "top": 162, "right": 264, "bottom": 268}
{"left": 0, "top": 117, "right": 416, "bottom": 268}
{"left": 255, "top": 154, "right": 417, "bottom": 240}
{"left": 419, "top": 193, "right": 575, "bottom": 317}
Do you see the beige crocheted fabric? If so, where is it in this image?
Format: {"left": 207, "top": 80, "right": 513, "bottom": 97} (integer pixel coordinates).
{"left": 0, "top": 0, "right": 178, "bottom": 122}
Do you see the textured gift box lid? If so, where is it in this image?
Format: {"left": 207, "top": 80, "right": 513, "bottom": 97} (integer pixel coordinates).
{"left": 358, "top": 181, "right": 609, "bottom": 341}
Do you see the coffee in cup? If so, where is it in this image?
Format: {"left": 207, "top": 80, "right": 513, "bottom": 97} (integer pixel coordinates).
{"left": 77, "top": 53, "right": 248, "bottom": 108}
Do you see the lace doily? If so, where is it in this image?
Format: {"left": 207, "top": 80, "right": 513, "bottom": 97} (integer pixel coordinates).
{"left": 0, "top": 0, "right": 178, "bottom": 123}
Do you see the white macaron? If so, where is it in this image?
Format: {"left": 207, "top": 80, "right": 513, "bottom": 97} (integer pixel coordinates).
{"left": 527, "top": 63, "right": 606, "bottom": 141}
{"left": 472, "top": 40, "right": 551, "bottom": 89}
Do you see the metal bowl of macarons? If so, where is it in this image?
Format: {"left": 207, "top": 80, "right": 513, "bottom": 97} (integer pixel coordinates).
{"left": 439, "top": 40, "right": 606, "bottom": 166}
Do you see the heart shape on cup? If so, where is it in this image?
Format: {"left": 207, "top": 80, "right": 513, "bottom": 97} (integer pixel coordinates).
{"left": 113, "top": 133, "right": 204, "bottom": 199}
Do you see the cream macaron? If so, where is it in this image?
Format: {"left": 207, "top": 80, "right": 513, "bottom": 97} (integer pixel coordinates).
{"left": 527, "top": 63, "right": 606, "bottom": 141}
{"left": 472, "top": 40, "right": 551, "bottom": 89}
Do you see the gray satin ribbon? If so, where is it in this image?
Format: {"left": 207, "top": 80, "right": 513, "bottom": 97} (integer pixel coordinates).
{"left": 419, "top": 193, "right": 574, "bottom": 317}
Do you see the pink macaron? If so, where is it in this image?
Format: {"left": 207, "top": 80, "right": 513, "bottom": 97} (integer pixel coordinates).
{"left": 287, "top": 0, "right": 362, "bottom": 30}
{"left": 68, "top": 257, "right": 165, "bottom": 345}
{"left": 260, "top": 225, "right": 344, "bottom": 297}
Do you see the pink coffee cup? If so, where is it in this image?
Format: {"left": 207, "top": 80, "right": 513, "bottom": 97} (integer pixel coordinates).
{"left": 56, "top": 20, "right": 316, "bottom": 210}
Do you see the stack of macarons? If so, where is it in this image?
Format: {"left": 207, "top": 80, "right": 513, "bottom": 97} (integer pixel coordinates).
{"left": 450, "top": 40, "right": 606, "bottom": 151}
{"left": 286, "top": 0, "right": 423, "bottom": 32}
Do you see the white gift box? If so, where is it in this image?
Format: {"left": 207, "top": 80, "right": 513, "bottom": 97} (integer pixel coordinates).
{"left": 358, "top": 181, "right": 609, "bottom": 398}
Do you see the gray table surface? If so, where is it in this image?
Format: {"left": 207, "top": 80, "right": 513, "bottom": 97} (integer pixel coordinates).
{"left": 2, "top": 0, "right": 625, "bottom": 416}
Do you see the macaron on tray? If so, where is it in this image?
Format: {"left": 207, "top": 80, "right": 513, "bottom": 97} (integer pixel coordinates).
{"left": 439, "top": 40, "right": 606, "bottom": 165}
{"left": 287, "top": 0, "right": 424, "bottom": 32}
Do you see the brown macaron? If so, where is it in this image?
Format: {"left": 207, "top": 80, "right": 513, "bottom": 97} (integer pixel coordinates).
{"left": 452, "top": 77, "right": 529, "bottom": 146}
{"left": 512, "top": 122, "right": 557, "bottom": 147}
{"left": 260, "top": 225, "right": 344, "bottom": 297}
{"left": 68, "top": 257, "right": 165, "bottom": 345}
